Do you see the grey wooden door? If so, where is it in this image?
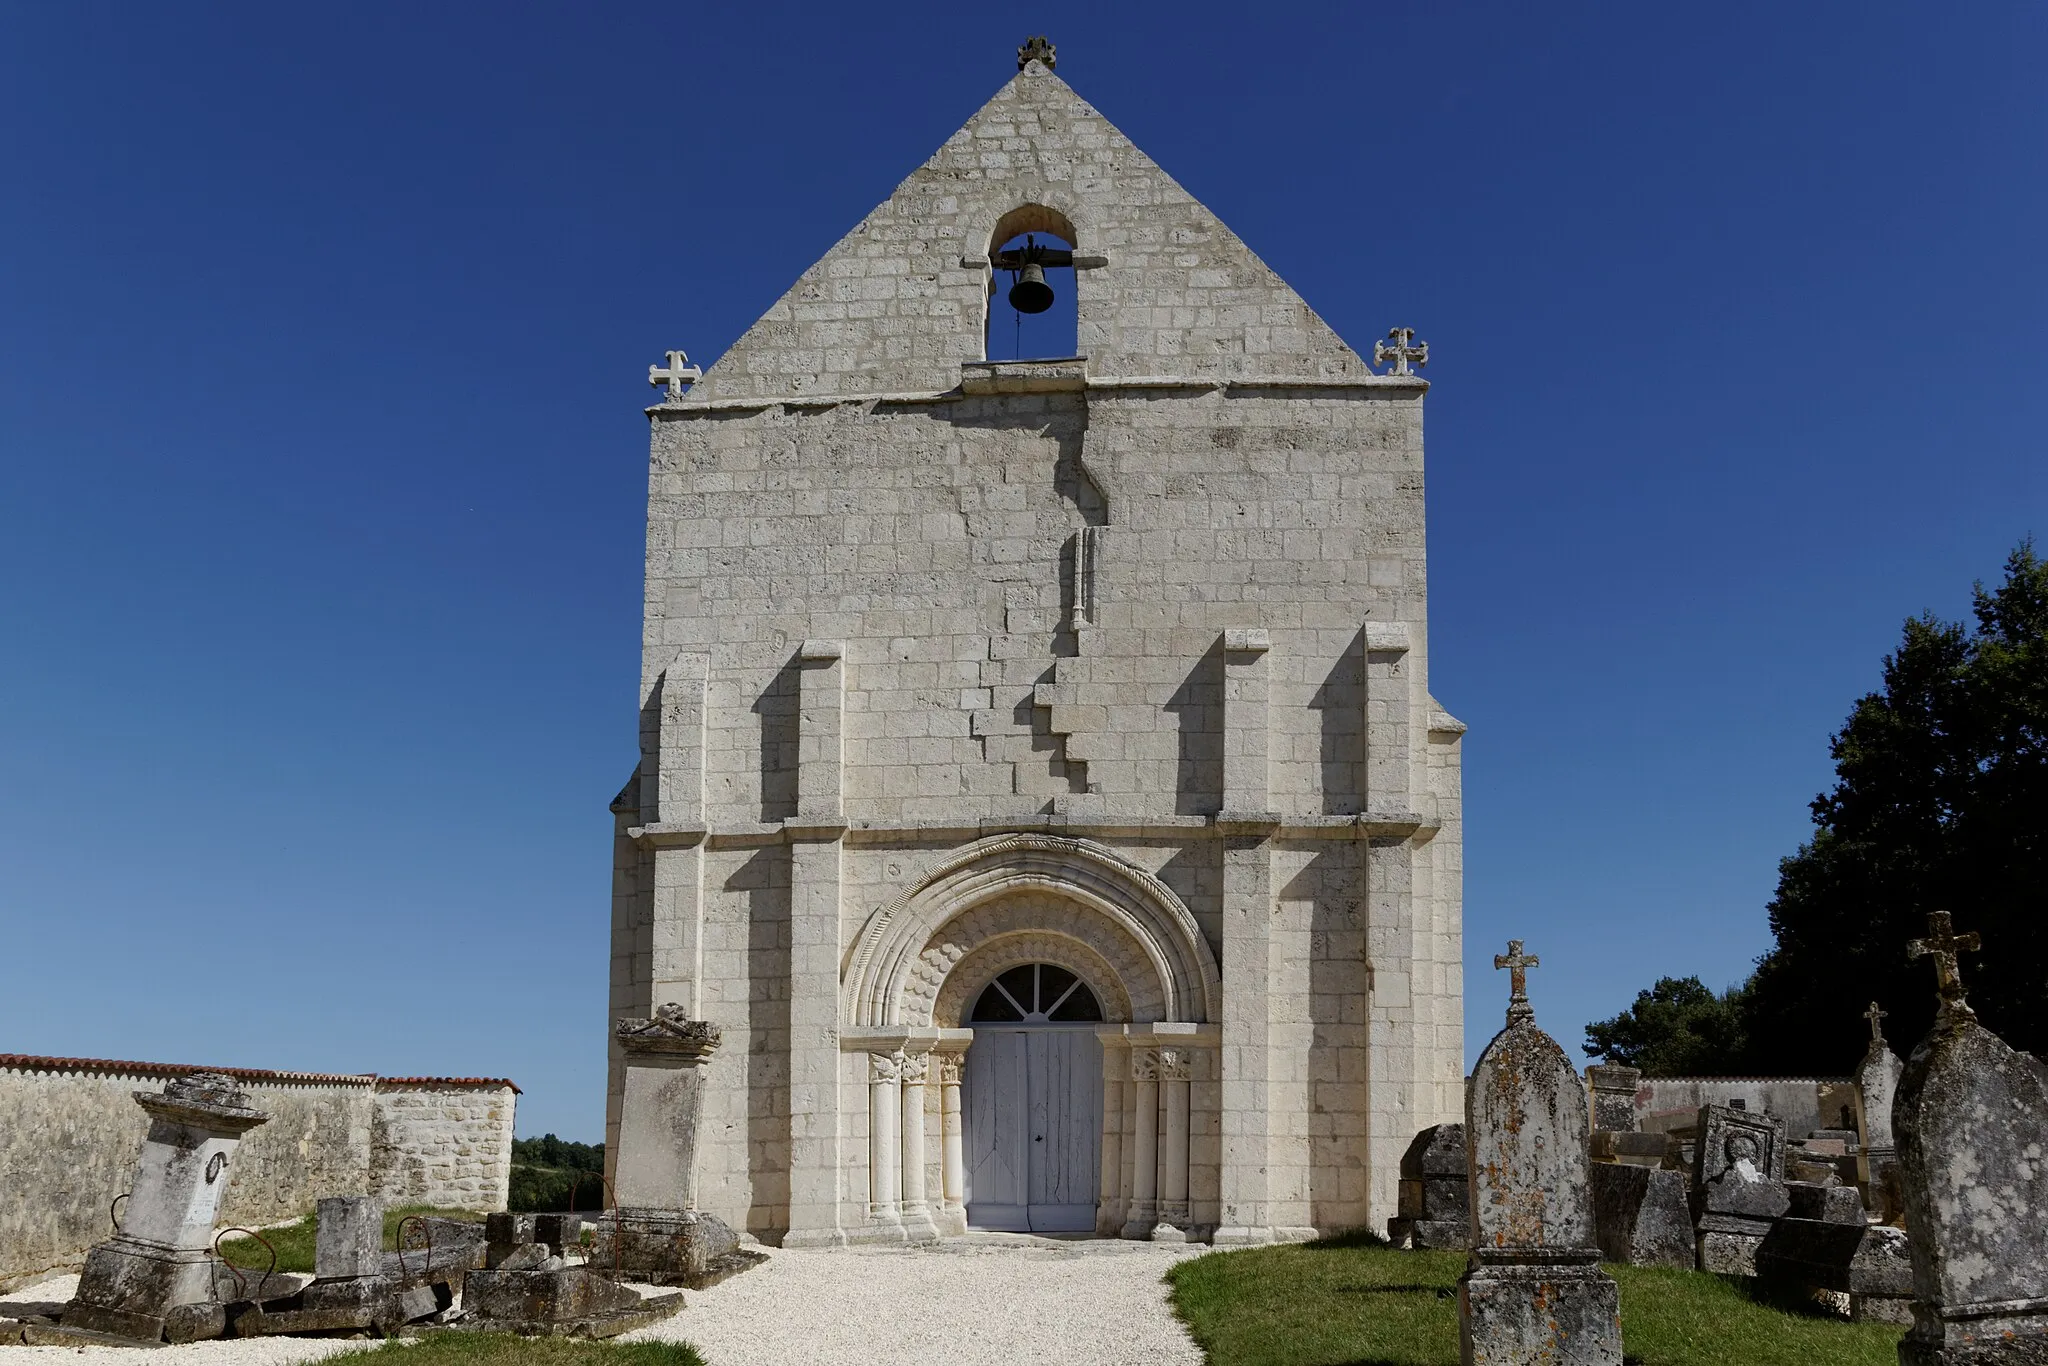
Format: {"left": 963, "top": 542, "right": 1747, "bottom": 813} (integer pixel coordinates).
{"left": 964, "top": 1028, "right": 1102, "bottom": 1232}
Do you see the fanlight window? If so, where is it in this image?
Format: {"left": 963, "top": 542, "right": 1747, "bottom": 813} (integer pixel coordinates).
{"left": 969, "top": 963, "right": 1103, "bottom": 1023}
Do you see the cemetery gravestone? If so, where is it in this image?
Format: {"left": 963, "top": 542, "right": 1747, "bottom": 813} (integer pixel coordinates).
{"left": 1894, "top": 914, "right": 2048, "bottom": 1366}
{"left": 1690, "top": 1103, "right": 1790, "bottom": 1276}
{"left": 1589, "top": 1164, "right": 1693, "bottom": 1270}
{"left": 1858, "top": 1001, "right": 1908, "bottom": 1224}
{"left": 1458, "top": 942, "right": 1622, "bottom": 1366}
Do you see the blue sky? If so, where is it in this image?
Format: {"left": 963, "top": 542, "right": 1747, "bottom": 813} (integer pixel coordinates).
{"left": 2, "top": 4, "right": 2042, "bottom": 1139}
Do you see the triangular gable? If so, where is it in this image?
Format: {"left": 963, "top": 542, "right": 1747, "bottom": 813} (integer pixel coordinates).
{"left": 690, "top": 61, "right": 1370, "bottom": 402}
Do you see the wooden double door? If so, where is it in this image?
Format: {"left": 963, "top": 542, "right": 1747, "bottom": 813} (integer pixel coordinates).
{"left": 963, "top": 1026, "right": 1103, "bottom": 1233}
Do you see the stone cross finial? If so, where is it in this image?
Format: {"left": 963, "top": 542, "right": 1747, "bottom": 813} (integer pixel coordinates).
{"left": 649, "top": 350, "right": 701, "bottom": 400}
{"left": 1864, "top": 999, "right": 1888, "bottom": 1043}
{"left": 1018, "top": 35, "right": 1056, "bottom": 70}
{"left": 1373, "top": 327, "right": 1428, "bottom": 377}
{"left": 1908, "top": 911, "right": 1981, "bottom": 1017}
{"left": 1495, "top": 939, "right": 1540, "bottom": 1023}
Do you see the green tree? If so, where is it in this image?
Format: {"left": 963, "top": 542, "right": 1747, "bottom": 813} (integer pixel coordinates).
{"left": 1745, "top": 542, "right": 2048, "bottom": 1068}
{"left": 1584, "top": 976, "right": 1753, "bottom": 1074}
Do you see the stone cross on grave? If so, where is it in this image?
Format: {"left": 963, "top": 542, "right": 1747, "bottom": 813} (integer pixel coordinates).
{"left": 1373, "top": 326, "right": 1428, "bottom": 377}
{"left": 1864, "top": 1000, "right": 1888, "bottom": 1043}
{"left": 1495, "top": 938, "right": 1540, "bottom": 1024}
{"left": 649, "top": 350, "right": 702, "bottom": 401}
{"left": 1908, "top": 911, "right": 1981, "bottom": 1018}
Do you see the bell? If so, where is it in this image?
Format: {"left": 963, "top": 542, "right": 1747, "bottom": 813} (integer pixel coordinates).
{"left": 1008, "top": 261, "right": 1055, "bottom": 314}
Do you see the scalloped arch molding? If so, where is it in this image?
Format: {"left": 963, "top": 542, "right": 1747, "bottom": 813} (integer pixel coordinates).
{"left": 842, "top": 832, "right": 1221, "bottom": 1028}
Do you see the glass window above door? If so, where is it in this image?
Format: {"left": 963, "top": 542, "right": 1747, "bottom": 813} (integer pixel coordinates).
{"left": 968, "top": 962, "right": 1104, "bottom": 1023}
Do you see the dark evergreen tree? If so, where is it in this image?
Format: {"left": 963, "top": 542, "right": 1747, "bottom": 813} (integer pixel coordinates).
{"left": 1747, "top": 542, "right": 2048, "bottom": 1069}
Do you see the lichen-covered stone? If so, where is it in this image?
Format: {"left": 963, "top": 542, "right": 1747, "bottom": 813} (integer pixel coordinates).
{"left": 590, "top": 1208, "right": 764, "bottom": 1289}
{"left": 1589, "top": 1164, "right": 1691, "bottom": 1269}
{"left": 1894, "top": 1010, "right": 2048, "bottom": 1365}
{"left": 1457, "top": 978, "right": 1621, "bottom": 1365}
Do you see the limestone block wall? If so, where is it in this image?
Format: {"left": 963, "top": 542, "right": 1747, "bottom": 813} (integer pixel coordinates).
{"left": 1632, "top": 1076, "right": 1858, "bottom": 1140}
{"left": 0, "top": 1057, "right": 516, "bottom": 1290}
{"left": 369, "top": 1080, "right": 519, "bottom": 1211}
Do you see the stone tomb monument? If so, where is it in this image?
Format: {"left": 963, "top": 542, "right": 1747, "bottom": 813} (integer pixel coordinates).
{"left": 593, "top": 1007, "right": 761, "bottom": 1287}
{"left": 1857, "top": 1000, "right": 1908, "bottom": 1223}
{"left": 1893, "top": 913, "right": 2048, "bottom": 1366}
{"left": 61, "top": 1073, "right": 269, "bottom": 1343}
{"left": 1690, "top": 1103, "right": 1790, "bottom": 1275}
{"left": 1458, "top": 942, "right": 1621, "bottom": 1366}
{"left": 1389, "top": 1123, "right": 1468, "bottom": 1249}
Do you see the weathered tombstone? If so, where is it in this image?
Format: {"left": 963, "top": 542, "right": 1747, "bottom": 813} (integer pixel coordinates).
{"left": 1690, "top": 1103, "right": 1790, "bottom": 1275}
{"left": 314, "top": 1196, "right": 382, "bottom": 1280}
{"left": 1857, "top": 1000, "right": 1908, "bottom": 1224}
{"left": 592, "top": 1007, "right": 764, "bottom": 1287}
{"left": 1587, "top": 1065, "right": 1641, "bottom": 1133}
{"left": 1458, "top": 941, "right": 1622, "bottom": 1366}
{"left": 1390, "top": 1123, "right": 1469, "bottom": 1249}
{"left": 1589, "top": 1164, "right": 1693, "bottom": 1269}
{"left": 61, "top": 1073, "right": 269, "bottom": 1344}
{"left": 1893, "top": 913, "right": 2048, "bottom": 1366}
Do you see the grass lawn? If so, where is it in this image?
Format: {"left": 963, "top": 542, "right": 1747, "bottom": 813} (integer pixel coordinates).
{"left": 217, "top": 1206, "right": 487, "bottom": 1276}
{"left": 1167, "top": 1234, "right": 1906, "bottom": 1366}
{"left": 337, "top": 1335, "right": 703, "bottom": 1365}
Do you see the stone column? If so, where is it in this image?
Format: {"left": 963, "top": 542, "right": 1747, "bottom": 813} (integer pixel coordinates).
{"left": 593, "top": 1008, "right": 744, "bottom": 1285}
{"left": 937, "top": 1051, "right": 968, "bottom": 1237}
{"left": 865, "top": 1051, "right": 905, "bottom": 1239}
{"left": 899, "top": 1051, "right": 939, "bottom": 1243}
{"left": 64, "top": 1073, "right": 269, "bottom": 1344}
{"left": 1155, "top": 1046, "right": 1193, "bottom": 1241}
{"left": 1121, "top": 1047, "right": 1160, "bottom": 1239}
{"left": 784, "top": 640, "right": 848, "bottom": 1248}
{"left": 1096, "top": 1031, "right": 1127, "bottom": 1237}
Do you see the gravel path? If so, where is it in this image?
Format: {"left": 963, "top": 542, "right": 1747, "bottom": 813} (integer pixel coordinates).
{"left": 626, "top": 1238, "right": 1207, "bottom": 1366}
{"left": 0, "top": 1239, "right": 1206, "bottom": 1366}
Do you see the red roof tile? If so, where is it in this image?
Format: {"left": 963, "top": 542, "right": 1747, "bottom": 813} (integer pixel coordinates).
{"left": 0, "top": 1055, "right": 518, "bottom": 1093}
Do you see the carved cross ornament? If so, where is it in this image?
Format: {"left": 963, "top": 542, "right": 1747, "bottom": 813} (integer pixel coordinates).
{"left": 1864, "top": 1000, "right": 1888, "bottom": 1043}
{"left": 1908, "top": 910, "right": 1982, "bottom": 1018}
{"left": 1018, "top": 35, "right": 1056, "bottom": 70}
{"left": 649, "top": 350, "right": 701, "bottom": 400}
{"left": 1494, "top": 939, "right": 1540, "bottom": 1024}
{"left": 1373, "top": 327, "right": 1428, "bottom": 377}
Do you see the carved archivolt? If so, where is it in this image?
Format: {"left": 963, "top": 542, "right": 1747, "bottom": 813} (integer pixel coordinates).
{"left": 842, "top": 832, "right": 1220, "bottom": 1028}
{"left": 925, "top": 918, "right": 1140, "bottom": 1029}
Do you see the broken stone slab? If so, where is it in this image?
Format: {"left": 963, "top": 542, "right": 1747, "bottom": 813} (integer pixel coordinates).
{"left": 1590, "top": 1131, "right": 1673, "bottom": 1169}
{"left": 485, "top": 1212, "right": 538, "bottom": 1268}
{"left": 316, "top": 1197, "right": 383, "bottom": 1280}
{"left": 1756, "top": 1218, "right": 1913, "bottom": 1325}
{"left": 1784, "top": 1180, "right": 1863, "bottom": 1224}
{"left": 430, "top": 1284, "right": 686, "bottom": 1341}
{"left": 1695, "top": 1214, "right": 1775, "bottom": 1277}
{"left": 60, "top": 1073, "right": 271, "bottom": 1344}
{"left": 590, "top": 1207, "right": 765, "bottom": 1289}
{"left": 1589, "top": 1164, "right": 1692, "bottom": 1270}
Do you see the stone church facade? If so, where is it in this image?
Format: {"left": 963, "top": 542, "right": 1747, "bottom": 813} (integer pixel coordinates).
{"left": 607, "top": 47, "right": 1465, "bottom": 1247}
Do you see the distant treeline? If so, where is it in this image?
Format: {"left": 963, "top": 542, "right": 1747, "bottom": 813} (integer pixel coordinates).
{"left": 508, "top": 1133, "right": 607, "bottom": 1212}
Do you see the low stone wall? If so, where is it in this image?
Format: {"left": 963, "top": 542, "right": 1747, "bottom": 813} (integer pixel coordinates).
{"left": 1632, "top": 1076, "right": 1857, "bottom": 1140}
{"left": 0, "top": 1056, "right": 516, "bottom": 1291}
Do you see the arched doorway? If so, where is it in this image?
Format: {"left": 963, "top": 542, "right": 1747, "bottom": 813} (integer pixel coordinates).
{"left": 963, "top": 963, "right": 1104, "bottom": 1233}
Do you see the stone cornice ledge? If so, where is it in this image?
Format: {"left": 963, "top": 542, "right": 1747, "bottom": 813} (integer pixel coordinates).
{"left": 627, "top": 822, "right": 706, "bottom": 849}
{"left": 667, "top": 812, "right": 1437, "bottom": 850}
{"left": 650, "top": 371, "right": 1426, "bottom": 416}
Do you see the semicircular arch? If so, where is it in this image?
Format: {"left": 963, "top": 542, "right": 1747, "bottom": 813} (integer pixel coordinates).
{"left": 843, "top": 832, "right": 1218, "bottom": 1028}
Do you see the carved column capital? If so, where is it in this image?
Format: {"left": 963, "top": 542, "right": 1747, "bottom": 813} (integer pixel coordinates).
{"left": 936, "top": 1054, "right": 964, "bottom": 1086}
{"left": 1131, "top": 1047, "right": 1160, "bottom": 1082}
{"left": 868, "top": 1050, "right": 905, "bottom": 1083}
{"left": 1158, "top": 1047, "right": 1192, "bottom": 1082}
{"left": 899, "top": 1052, "right": 930, "bottom": 1085}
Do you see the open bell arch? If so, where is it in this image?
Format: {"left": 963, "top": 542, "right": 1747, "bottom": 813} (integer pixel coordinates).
{"left": 843, "top": 832, "right": 1220, "bottom": 1029}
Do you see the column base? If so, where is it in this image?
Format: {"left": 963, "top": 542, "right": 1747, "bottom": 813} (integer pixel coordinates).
{"left": 1211, "top": 1225, "right": 1276, "bottom": 1246}
{"left": 898, "top": 1206, "right": 942, "bottom": 1245}
{"left": 846, "top": 1217, "right": 909, "bottom": 1246}
{"left": 1120, "top": 1203, "right": 1159, "bottom": 1240}
{"left": 935, "top": 1205, "right": 969, "bottom": 1238}
{"left": 779, "top": 1227, "right": 848, "bottom": 1249}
